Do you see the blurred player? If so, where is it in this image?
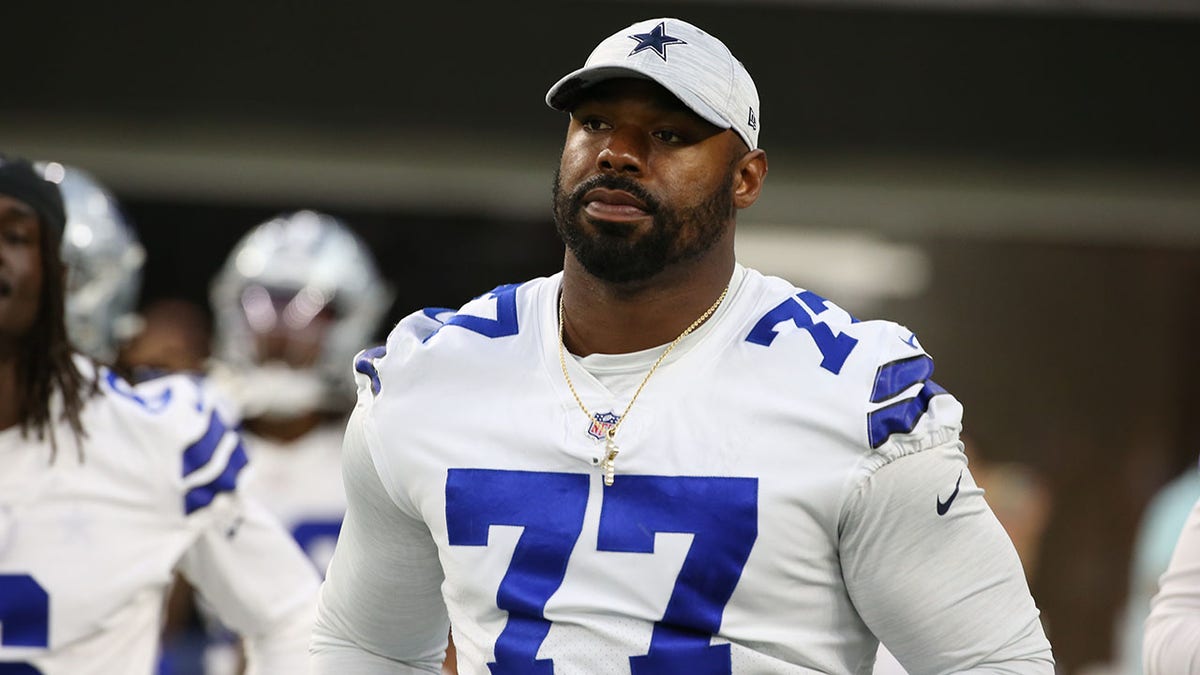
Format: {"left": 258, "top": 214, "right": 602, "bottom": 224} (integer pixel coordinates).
{"left": 50, "top": 162, "right": 220, "bottom": 674}
{"left": 118, "top": 297, "right": 213, "bottom": 379}
{"left": 312, "top": 17, "right": 1053, "bottom": 673}
{"left": 52, "top": 162, "right": 210, "bottom": 382}
{"left": 1119, "top": 468, "right": 1200, "bottom": 673}
{"left": 1143, "top": 489, "right": 1200, "bottom": 673}
{"left": 209, "top": 209, "right": 392, "bottom": 573}
{"left": 53, "top": 162, "right": 145, "bottom": 366}
{"left": 0, "top": 154, "right": 319, "bottom": 673}
{"left": 203, "top": 210, "right": 392, "bottom": 674}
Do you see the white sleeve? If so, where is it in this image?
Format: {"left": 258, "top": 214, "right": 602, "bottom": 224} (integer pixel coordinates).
{"left": 840, "top": 441, "right": 1055, "bottom": 674}
{"left": 1144, "top": 495, "right": 1200, "bottom": 674}
{"left": 177, "top": 492, "right": 321, "bottom": 674}
{"left": 310, "top": 401, "right": 449, "bottom": 674}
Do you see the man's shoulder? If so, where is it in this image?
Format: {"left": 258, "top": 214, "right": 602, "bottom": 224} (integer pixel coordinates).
{"left": 88, "top": 368, "right": 249, "bottom": 510}
{"left": 736, "top": 268, "right": 960, "bottom": 454}
{"left": 351, "top": 276, "right": 553, "bottom": 397}
{"left": 390, "top": 276, "right": 550, "bottom": 347}
{"left": 737, "top": 269, "right": 931, "bottom": 375}
{"left": 92, "top": 367, "right": 226, "bottom": 433}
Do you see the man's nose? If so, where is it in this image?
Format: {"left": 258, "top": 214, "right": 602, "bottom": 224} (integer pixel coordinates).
{"left": 596, "top": 126, "right": 646, "bottom": 174}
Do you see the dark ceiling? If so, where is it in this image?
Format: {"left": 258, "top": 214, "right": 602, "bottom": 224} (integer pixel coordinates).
{"left": 8, "top": 1, "right": 1199, "bottom": 167}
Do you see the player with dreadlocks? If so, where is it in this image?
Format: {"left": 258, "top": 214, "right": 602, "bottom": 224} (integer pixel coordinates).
{"left": 0, "top": 156, "right": 94, "bottom": 459}
{"left": 0, "top": 154, "right": 320, "bottom": 674}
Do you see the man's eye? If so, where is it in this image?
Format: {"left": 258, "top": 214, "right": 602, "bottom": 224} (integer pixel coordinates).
{"left": 2, "top": 229, "right": 31, "bottom": 245}
{"left": 580, "top": 118, "right": 611, "bottom": 132}
{"left": 653, "top": 130, "right": 685, "bottom": 144}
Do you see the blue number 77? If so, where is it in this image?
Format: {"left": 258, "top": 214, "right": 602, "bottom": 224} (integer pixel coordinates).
{"left": 446, "top": 469, "right": 758, "bottom": 674}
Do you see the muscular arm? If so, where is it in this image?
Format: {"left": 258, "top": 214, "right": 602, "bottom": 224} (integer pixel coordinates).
{"left": 310, "top": 403, "right": 450, "bottom": 674}
{"left": 840, "top": 442, "right": 1054, "bottom": 674}
{"left": 1144, "top": 495, "right": 1200, "bottom": 674}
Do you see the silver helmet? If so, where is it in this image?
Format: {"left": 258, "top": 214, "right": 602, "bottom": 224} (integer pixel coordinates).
{"left": 44, "top": 163, "right": 146, "bottom": 364}
{"left": 209, "top": 210, "right": 393, "bottom": 416}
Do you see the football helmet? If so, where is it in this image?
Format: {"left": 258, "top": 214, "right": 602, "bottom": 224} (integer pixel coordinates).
{"left": 209, "top": 210, "right": 393, "bottom": 417}
{"left": 44, "top": 163, "right": 146, "bottom": 364}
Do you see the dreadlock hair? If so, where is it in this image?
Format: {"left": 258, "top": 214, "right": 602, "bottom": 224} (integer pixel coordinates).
{"left": 17, "top": 209, "right": 98, "bottom": 461}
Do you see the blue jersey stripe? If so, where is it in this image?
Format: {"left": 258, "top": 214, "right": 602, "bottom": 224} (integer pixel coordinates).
{"left": 442, "top": 283, "right": 522, "bottom": 339}
{"left": 867, "top": 380, "right": 949, "bottom": 448}
{"left": 354, "top": 345, "right": 387, "bottom": 395}
{"left": 422, "top": 307, "right": 454, "bottom": 322}
{"left": 184, "top": 441, "right": 249, "bottom": 515}
{"left": 870, "top": 355, "right": 935, "bottom": 403}
{"left": 182, "top": 411, "right": 228, "bottom": 478}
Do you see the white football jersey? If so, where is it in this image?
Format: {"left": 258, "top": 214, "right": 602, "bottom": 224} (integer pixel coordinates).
{"left": 313, "top": 266, "right": 1053, "bottom": 674}
{"left": 241, "top": 424, "right": 348, "bottom": 575}
{"left": 0, "top": 363, "right": 319, "bottom": 674}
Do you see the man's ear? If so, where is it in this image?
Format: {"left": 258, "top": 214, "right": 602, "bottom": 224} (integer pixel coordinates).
{"left": 732, "top": 148, "right": 768, "bottom": 210}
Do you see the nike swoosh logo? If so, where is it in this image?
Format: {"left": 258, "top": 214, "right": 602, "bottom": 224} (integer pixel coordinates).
{"left": 936, "top": 471, "right": 964, "bottom": 516}
{"left": 900, "top": 333, "right": 919, "bottom": 349}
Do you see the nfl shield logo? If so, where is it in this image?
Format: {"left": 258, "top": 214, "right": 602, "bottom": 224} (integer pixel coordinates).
{"left": 588, "top": 411, "right": 620, "bottom": 440}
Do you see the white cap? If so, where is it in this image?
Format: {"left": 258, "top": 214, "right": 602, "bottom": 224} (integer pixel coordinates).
{"left": 546, "top": 18, "right": 761, "bottom": 150}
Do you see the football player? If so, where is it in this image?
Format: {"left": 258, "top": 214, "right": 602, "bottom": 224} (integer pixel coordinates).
{"left": 1144, "top": 492, "right": 1200, "bottom": 673}
{"left": 312, "top": 17, "right": 1055, "bottom": 674}
{"left": 0, "top": 155, "right": 319, "bottom": 674}
{"left": 53, "top": 162, "right": 146, "bottom": 367}
{"left": 208, "top": 210, "right": 393, "bottom": 574}
{"left": 53, "top": 163, "right": 210, "bottom": 382}
{"left": 202, "top": 211, "right": 394, "bottom": 674}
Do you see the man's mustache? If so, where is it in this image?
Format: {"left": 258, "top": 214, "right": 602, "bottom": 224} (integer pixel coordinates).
{"left": 569, "top": 175, "right": 660, "bottom": 215}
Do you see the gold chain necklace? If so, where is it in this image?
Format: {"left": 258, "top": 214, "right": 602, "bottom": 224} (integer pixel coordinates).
{"left": 558, "top": 285, "right": 729, "bottom": 486}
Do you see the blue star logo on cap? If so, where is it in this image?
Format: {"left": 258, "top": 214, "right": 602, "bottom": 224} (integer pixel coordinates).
{"left": 627, "top": 22, "right": 687, "bottom": 61}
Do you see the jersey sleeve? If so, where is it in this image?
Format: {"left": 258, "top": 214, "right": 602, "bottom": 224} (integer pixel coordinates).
{"left": 839, "top": 450, "right": 1053, "bottom": 673}
{"left": 836, "top": 324, "right": 1054, "bottom": 673}
{"left": 177, "top": 494, "right": 321, "bottom": 674}
{"left": 1144, "top": 494, "right": 1200, "bottom": 674}
{"left": 132, "top": 374, "right": 320, "bottom": 674}
{"left": 310, "top": 378, "right": 449, "bottom": 673}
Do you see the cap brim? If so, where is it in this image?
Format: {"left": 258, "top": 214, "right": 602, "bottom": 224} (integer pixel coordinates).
{"left": 545, "top": 65, "right": 732, "bottom": 134}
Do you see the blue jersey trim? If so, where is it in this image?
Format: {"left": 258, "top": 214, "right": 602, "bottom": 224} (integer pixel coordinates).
{"left": 184, "top": 440, "right": 249, "bottom": 515}
{"left": 182, "top": 411, "right": 228, "bottom": 478}
{"left": 867, "top": 380, "right": 949, "bottom": 449}
{"left": 354, "top": 345, "right": 387, "bottom": 395}
{"left": 870, "top": 355, "right": 935, "bottom": 403}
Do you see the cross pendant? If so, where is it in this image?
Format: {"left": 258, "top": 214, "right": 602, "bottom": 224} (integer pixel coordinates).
{"left": 601, "top": 430, "right": 620, "bottom": 487}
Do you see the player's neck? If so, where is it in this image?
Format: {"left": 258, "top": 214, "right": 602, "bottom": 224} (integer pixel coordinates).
{"left": 560, "top": 251, "right": 734, "bottom": 357}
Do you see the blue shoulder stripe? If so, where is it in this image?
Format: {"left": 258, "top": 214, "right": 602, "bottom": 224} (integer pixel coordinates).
{"left": 422, "top": 307, "right": 454, "bottom": 322}
{"left": 184, "top": 440, "right": 249, "bottom": 515}
{"left": 182, "top": 411, "right": 228, "bottom": 478}
{"left": 354, "top": 345, "right": 387, "bottom": 395}
{"left": 867, "top": 380, "right": 949, "bottom": 448}
{"left": 867, "top": 354, "right": 951, "bottom": 448}
{"left": 441, "top": 283, "right": 521, "bottom": 339}
{"left": 870, "top": 355, "right": 935, "bottom": 403}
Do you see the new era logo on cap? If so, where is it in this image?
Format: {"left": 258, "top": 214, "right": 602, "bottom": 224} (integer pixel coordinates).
{"left": 546, "top": 17, "right": 761, "bottom": 150}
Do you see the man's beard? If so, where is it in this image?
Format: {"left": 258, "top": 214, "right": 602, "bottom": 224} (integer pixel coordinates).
{"left": 552, "top": 166, "right": 735, "bottom": 285}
